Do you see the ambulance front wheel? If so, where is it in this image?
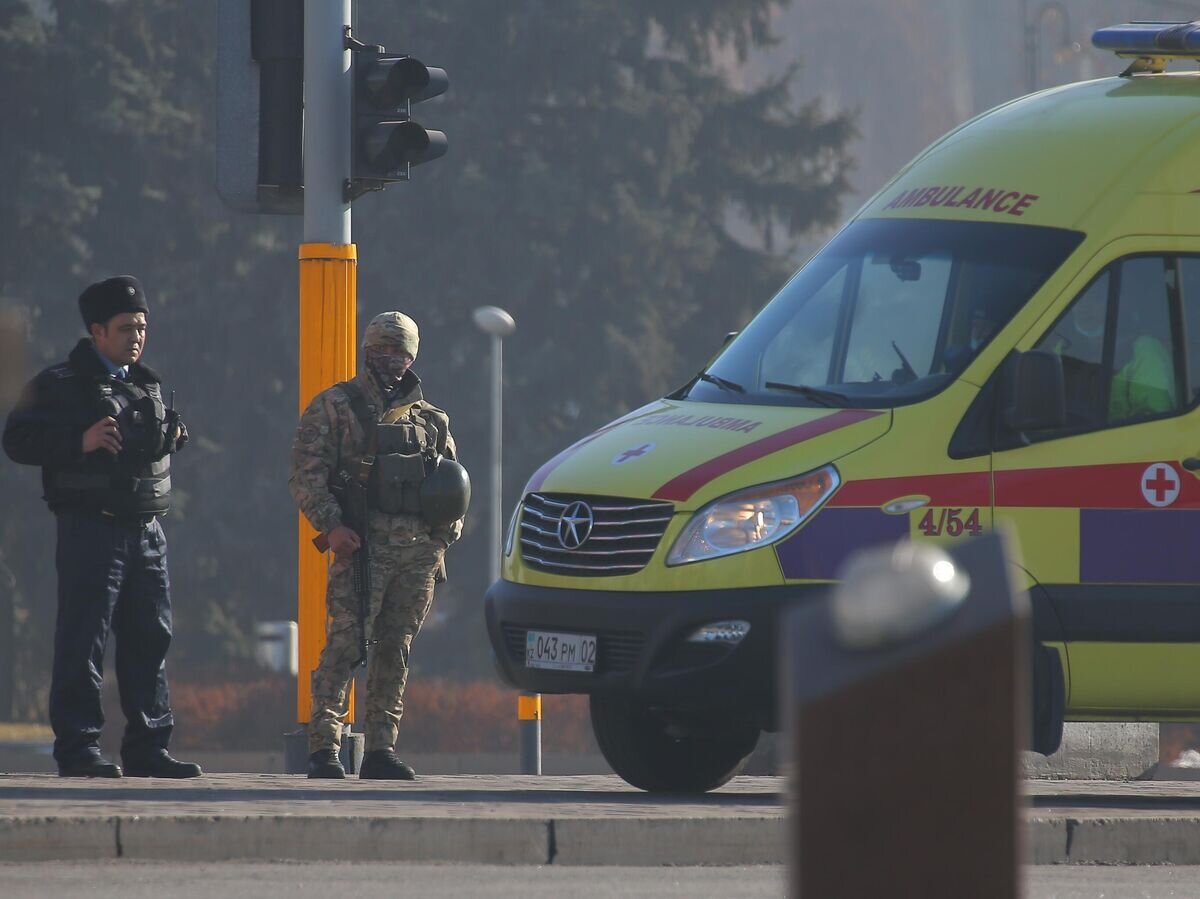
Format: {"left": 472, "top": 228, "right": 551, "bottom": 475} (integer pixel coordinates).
{"left": 1031, "top": 642, "right": 1066, "bottom": 756}
{"left": 589, "top": 694, "right": 759, "bottom": 793}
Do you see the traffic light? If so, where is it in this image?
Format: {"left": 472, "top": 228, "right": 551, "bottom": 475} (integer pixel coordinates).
{"left": 216, "top": 0, "right": 303, "bottom": 215}
{"left": 347, "top": 44, "right": 449, "bottom": 201}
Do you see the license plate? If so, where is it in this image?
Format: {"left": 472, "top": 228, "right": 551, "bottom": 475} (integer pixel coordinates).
{"left": 525, "top": 629, "right": 597, "bottom": 672}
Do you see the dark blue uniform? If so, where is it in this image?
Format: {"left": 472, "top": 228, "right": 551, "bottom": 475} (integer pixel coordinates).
{"left": 3, "top": 338, "right": 182, "bottom": 768}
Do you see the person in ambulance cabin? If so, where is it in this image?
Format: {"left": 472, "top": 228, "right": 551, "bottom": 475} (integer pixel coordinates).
{"left": 1052, "top": 293, "right": 1174, "bottom": 422}
{"left": 944, "top": 306, "right": 998, "bottom": 374}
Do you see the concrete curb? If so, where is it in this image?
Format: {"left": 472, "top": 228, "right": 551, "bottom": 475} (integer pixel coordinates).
{"left": 1029, "top": 816, "right": 1200, "bottom": 865}
{"left": 6, "top": 774, "right": 1200, "bottom": 867}
{"left": 553, "top": 817, "right": 785, "bottom": 866}
{"left": 8, "top": 813, "right": 1200, "bottom": 866}
{"left": 0, "top": 815, "right": 785, "bottom": 865}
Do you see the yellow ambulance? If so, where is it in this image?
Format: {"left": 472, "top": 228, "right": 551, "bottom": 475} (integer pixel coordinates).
{"left": 486, "top": 22, "right": 1200, "bottom": 792}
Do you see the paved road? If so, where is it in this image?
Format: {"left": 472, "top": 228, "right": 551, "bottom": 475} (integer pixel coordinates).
{"left": 3, "top": 862, "right": 1200, "bottom": 898}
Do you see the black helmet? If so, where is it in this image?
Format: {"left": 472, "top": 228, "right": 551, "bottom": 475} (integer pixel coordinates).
{"left": 420, "top": 457, "right": 471, "bottom": 525}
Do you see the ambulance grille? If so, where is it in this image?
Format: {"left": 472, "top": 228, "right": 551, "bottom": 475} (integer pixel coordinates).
{"left": 519, "top": 493, "right": 675, "bottom": 577}
{"left": 502, "top": 625, "right": 644, "bottom": 674}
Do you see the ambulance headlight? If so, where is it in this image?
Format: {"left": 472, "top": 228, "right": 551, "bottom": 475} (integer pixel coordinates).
{"left": 666, "top": 465, "right": 839, "bottom": 566}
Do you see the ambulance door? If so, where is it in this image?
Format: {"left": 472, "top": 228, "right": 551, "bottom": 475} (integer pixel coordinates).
{"left": 992, "top": 252, "right": 1200, "bottom": 718}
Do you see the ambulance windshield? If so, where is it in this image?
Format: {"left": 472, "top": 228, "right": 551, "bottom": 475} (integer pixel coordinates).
{"left": 688, "top": 218, "right": 1084, "bottom": 408}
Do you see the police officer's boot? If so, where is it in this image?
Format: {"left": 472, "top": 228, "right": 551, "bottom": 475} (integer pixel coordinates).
{"left": 122, "top": 750, "right": 203, "bottom": 779}
{"left": 307, "top": 748, "right": 346, "bottom": 779}
{"left": 359, "top": 749, "right": 416, "bottom": 780}
{"left": 58, "top": 750, "right": 122, "bottom": 778}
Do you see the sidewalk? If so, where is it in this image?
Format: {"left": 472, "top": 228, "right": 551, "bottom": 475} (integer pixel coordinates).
{"left": 5, "top": 773, "right": 1200, "bottom": 865}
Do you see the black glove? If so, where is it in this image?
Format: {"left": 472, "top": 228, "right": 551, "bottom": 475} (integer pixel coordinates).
{"left": 163, "top": 409, "right": 187, "bottom": 454}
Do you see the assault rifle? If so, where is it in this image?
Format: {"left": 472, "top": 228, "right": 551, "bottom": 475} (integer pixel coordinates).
{"left": 312, "top": 469, "right": 373, "bottom": 668}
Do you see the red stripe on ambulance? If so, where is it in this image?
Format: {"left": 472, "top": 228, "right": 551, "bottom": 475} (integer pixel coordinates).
{"left": 995, "top": 462, "right": 1200, "bottom": 508}
{"left": 829, "top": 472, "right": 990, "bottom": 507}
{"left": 826, "top": 462, "right": 1200, "bottom": 511}
{"left": 651, "top": 410, "right": 882, "bottom": 502}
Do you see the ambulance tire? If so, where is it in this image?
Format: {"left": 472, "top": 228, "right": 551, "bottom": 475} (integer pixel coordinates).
{"left": 1031, "top": 642, "right": 1065, "bottom": 756}
{"left": 589, "top": 695, "right": 759, "bottom": 793}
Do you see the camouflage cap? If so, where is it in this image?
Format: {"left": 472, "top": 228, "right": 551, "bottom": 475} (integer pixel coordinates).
{"left": 363, "top": 311, "right": 419, "bottom": 359}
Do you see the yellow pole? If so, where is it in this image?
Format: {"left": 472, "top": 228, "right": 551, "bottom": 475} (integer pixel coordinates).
{"left": 297, "top": 242, "right": 358, "bottom": 724}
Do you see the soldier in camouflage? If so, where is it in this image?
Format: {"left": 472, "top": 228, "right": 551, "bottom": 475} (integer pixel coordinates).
{"left": 289, "top": 312, "right": 464, "bottom": 780}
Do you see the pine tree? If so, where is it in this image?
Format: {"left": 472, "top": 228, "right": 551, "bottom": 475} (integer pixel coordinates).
{"left": 355, "top": 0, "right": 853, "bottom": 473}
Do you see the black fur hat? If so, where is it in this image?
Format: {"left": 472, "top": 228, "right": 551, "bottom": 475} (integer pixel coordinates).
{"left": 79, "top": 275, "right": 149, "bottom": 328}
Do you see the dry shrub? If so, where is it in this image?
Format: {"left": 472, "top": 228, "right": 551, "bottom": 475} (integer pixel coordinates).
{"left": 399, "top": 679, "right": 596, "bottom": 754}
{"left": 166, "top": 674, "right": 596, "bottom": 754}
{"left": 169, "top": 675, "right": 294, "bottom": 750}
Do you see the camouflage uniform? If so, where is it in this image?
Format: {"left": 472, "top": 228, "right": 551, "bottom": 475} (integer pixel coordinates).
{"left": 289, "top": 313, "right": 462, "bottom": 754}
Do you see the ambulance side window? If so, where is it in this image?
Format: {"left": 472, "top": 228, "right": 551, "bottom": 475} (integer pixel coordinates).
{"left": 1108, "top": 256, "right": 1180, "bottom": 424}
{"left": 1176, "top": 258, "right": 1200, "bottom": 405}
{"left": 1029, "top": 254, "right": 1185, "bottom": 439}
{"left": 1033, "top": 272, "right": 1109, "bottom": 431}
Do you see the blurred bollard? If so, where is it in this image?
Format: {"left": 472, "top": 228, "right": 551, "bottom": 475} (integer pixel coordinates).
{"left": 0, "top": 308, "right": 24, "bottom": 722}
{"left": 518, "top": 692, "right": 542, "bottom": 775}
{"left": 0, "top": 307, "right": 27, "bottom": 411}
{"left": 784, "top": 534, "right": 1028, "bottom": 899}
{"left": 255, "top": 620, "right": 299, "bottom": 675}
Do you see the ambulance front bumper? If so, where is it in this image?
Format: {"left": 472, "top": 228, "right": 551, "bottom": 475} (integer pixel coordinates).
{"left": 483, "top": 578, "right": 829, "bottom": 725}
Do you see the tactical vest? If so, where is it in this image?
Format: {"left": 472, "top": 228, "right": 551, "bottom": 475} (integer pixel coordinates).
{"left": 337, "top": 381, "right": 443, "bottom": 516}
{"left": 47, "top": 377, "right": 172, "bottom": 515}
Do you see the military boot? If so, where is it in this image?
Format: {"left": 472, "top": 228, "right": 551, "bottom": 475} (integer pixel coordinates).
{"left": 359, "top": 749, "right": 416, "bottom": 780}
{"left": 307, "top": 748, "right": 346, "bottom": 779}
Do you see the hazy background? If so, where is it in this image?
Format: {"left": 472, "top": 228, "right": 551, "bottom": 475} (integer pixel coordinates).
{"left": 0, "top": 0, "right": 1194, "bottom": 754}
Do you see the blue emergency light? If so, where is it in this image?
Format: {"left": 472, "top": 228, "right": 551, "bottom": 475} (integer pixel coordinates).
{"left": 1092, "top": 21, "right": 1200, "bottom": 56}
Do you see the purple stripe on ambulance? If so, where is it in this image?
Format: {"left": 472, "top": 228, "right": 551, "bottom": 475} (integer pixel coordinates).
{"left": 1080, "top": 509, "right": 1200, "bottom": 583}
{"left": 775, "top": 508, "right": 910, "bottom": 581}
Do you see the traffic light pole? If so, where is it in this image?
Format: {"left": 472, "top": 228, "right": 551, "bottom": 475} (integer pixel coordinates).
{"left": 296, "top": 0, "right": 357, "bottom": 731}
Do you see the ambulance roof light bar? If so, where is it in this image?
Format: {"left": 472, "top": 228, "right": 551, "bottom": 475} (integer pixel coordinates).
{"left": 1092, "top": 21, "right": 1200, "bottom": 76}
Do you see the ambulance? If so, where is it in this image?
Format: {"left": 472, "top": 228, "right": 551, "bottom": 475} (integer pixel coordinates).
{"left": 485, "top": 22, "right": 1200, "bottom": 792}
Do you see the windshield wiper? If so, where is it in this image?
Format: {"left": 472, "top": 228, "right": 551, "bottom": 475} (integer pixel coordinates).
{"left": 764, "top": 381, "right": 847, "bottom": 407}
{"left": 697, "top": 371, "right": 745, "bottom": 394}
{"left": 891, "top": 340, "right": 918, "bottom": 384}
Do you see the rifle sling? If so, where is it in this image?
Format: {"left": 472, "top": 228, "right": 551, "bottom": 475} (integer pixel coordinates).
{"left": 335, "top": 380, "right": 381, "bottom": 487}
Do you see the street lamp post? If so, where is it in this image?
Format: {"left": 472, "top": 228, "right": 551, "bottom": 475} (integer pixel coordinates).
{"left": 472, "top": 306, "right": 516, "bottom": 584}
{"left": 472, "top": 305, "right": 540, "bottom": 775}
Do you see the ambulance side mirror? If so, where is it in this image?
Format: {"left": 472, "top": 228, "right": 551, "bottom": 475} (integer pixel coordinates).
{"left": 1001, "top": 350, "right": 1066, "bottom": 433}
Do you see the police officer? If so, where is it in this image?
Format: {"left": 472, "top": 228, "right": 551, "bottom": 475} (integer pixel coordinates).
{"left": 2, "top": 276, "right": 200, "bottom": 778}
{"left": 290, "top": 312, "right": 468, "bottom": 780}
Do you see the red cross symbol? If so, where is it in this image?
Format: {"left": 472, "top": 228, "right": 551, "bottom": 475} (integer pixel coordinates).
{"left": 615, "top": 444, "right": 653, "bottom": 464}
{"left": 1141, "top": 464, "right": 1180, "bottom": 507}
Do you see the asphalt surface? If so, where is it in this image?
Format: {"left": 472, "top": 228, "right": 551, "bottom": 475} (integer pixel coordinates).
{"left": 3, "top": 862, "right": 1200, "bottom": 898}
{"left": 8, "top": 773, "right": 1200, "bottom": 866}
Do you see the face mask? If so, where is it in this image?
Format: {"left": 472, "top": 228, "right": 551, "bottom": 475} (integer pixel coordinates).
{"left": 366, "top": 348, "right": 412, "bottom": 389}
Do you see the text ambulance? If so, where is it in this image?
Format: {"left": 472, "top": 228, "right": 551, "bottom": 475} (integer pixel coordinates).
{"left": 486, "top": 22, "right": 1200, "bottom": 792}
